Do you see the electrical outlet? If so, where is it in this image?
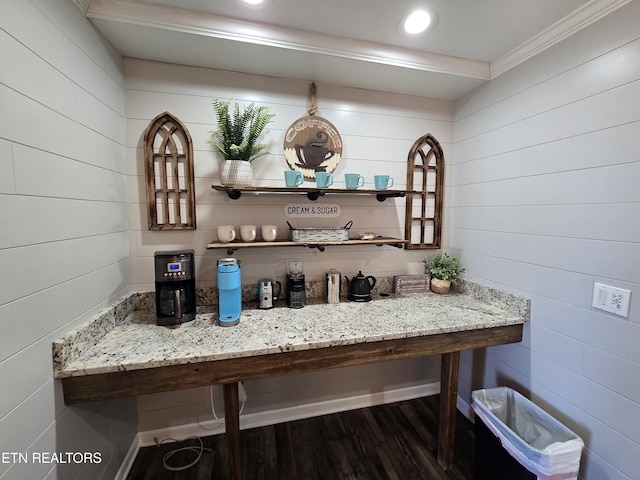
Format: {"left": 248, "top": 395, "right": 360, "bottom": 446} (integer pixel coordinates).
{"left": 592, "top": 283, "right": 631, "bottom": 318}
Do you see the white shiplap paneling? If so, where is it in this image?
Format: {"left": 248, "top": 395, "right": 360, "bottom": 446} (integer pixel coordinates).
{"left": 0, "top": 1, "right": 135, "bottom": 479}
{"left": 452, "top": 2, "right": 640, "bottom": 479}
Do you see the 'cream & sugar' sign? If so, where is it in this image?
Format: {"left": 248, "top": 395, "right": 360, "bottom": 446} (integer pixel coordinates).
{"left": 284, "top": 203, "right": 342, "bottom": 218}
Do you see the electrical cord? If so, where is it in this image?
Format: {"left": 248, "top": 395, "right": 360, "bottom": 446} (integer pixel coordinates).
{"left": 156, "top": 436, "right": 211, "bottom": 472}
{"left": 211, "top": 384, "right": 221, "bottom": 421}
{"left": 156, "top": 384, "right": 247, "bottom": 472}
{"left": 210, "top": 384, "right": 246, "bottom": 420}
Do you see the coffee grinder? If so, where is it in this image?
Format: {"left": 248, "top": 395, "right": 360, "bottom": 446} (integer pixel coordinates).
{"left": 154, "top": 250, "right": 196, "bottom": 326}
{"left": 286, "top": 260, "right": 305, "bottom": 308}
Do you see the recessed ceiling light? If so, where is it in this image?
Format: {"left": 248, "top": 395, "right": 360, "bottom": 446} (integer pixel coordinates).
{"left": 398, "top": 9, "right": 438, "bottom": 37}
{"left": 235, "top": 0, "right": 272, "bottom": 8}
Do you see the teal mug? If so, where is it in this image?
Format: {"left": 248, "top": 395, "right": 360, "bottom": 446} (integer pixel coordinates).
{"left": 315, "top": 172, "right": 333, "bottom": 188}
{"left": 374, "top": 175, "right": 394, "bottom": 190}
{"left": 284, "top": 170, "right": 303, "bottom": 187}
{"left": 345, "top": 173, "right": 365, "bottom": 189}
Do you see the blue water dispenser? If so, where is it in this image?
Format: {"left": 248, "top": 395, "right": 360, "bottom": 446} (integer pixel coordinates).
{"left": 217, "top": 258, "right": 241, "bottom": 326}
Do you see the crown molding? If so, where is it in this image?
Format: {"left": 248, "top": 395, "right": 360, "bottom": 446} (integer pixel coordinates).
{"left": 86, "top": 0, "right": 490, "bottom": 81}
{"left": 86, "top": 0, "right": 628, "bottom": 91}
{"left": 491, "top": 0, "right": 632, "bottom": 78}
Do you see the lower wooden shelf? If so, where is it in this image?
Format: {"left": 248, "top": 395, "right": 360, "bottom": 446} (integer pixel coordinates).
{"left": 207, "top": 237, "right": 408, "bottom": 254}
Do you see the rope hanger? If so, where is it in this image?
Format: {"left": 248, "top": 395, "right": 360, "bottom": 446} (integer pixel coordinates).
{"left": 308, "top": 82, "right": 318, "bottom": 116}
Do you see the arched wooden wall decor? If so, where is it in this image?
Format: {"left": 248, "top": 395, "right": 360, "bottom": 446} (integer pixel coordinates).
{"left": 144, "top": 112, "right": 196, "bottom": 230}
{"left": 404, "top": 133, "right": 444, "bottom": 249}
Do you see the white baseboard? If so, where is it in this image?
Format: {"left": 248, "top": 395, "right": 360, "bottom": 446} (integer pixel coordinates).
{"left": 114, "top": 440, "right": 140, "bottom": 480}
{"left": 244, "top": 382, "right": 441, "bottom": 434}
{"left": 116, "top": 382, "right": 441, "bottom": 478}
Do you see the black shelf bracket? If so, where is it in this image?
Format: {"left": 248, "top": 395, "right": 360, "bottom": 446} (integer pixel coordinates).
{"left": 376, "top": 191, "right": 406, "bottom": 202}
{"left": 306, "top": 190, "right": 326, "bottom": 201}
{"left": 224, "top": 188, "right": 242, "bottom": 200}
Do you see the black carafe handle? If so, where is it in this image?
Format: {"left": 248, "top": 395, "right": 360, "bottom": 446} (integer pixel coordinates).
{"left": 174, "top": 289, "right": 182, "bottom": 320}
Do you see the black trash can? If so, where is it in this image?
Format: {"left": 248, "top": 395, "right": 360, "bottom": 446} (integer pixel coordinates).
{"left": 472, "top": 387, "right": 584, "bottom": 480}
{"left": 475, "top": 412, "right": 536, "bottom": 479}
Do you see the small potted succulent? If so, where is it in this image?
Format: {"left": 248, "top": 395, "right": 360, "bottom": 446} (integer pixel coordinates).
{"left": 423, "top": 253, "right": 465, "bottom": 294}
{"left": 208, "top": 98, "right": 274, "bottom": 187}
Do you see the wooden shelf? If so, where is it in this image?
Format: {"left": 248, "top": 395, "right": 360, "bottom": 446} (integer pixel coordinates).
{"left": 212, "top": 185, "right": 409, "bottom": 202}
{"left": 207, "top": 237, "right": 408, "bottom": 254}
{"left": 209, "top": 185, "right": 411, "bottom": 253}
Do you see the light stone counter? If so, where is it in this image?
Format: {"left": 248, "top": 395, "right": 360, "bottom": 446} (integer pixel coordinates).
{"left": 53, "top": 280, "right": 529, "bottom": 379}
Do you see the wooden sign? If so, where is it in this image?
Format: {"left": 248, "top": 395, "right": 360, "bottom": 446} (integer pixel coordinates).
{"left": 284, "top": 84, "right": 344, "bottom": 180}
{"left": 284, "top": 115, "right": 343, "bottom": 180}
{"left": 393, "top": 275, "right": 431, "bottom": 294}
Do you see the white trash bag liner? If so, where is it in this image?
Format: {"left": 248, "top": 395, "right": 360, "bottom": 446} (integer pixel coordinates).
{"left": 472, "top": 387, "right": 584, "bottom": 480}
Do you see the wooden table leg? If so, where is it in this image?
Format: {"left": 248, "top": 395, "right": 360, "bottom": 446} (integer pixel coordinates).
{"left": 438, "top": 351, "right": 460, "bottom": 470}
{"left": 223, "top": 382, "right": 241, "bottom": 480}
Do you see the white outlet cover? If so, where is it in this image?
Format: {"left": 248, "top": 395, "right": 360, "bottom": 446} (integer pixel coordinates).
{"left": 592, "top": 282, "right": 631, "bottom": 318}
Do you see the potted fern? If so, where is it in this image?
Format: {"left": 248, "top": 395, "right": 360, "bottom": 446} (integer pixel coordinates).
{"left": 423, "top": 253, "right": 465, "bottom": 294}
{"left": 209, "top": 98, "right": 274, "bottom": 187}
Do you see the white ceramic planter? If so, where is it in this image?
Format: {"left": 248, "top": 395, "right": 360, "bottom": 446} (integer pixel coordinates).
{"left": 221, "top": 160, "right": 253, "bottom": 187}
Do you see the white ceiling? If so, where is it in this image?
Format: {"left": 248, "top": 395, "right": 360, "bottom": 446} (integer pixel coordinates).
{"left": 80, "top": 0, "right": 628, "bottom": 99}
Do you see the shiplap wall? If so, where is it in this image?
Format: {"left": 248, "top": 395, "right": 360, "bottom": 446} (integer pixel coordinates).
{"left": 3, "top": 1, "right": 638, "bottom": 478}
{"left": 125, "top": 58, "right": 453, "bottom": 431}
{"left": 0, "top": 1, "right": 135, "bottom": 479}
{"left": 452, "top": 2, "right": 640, "bottom": 480}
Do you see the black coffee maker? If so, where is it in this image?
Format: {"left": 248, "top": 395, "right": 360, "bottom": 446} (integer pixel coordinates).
{"left": 154, "top": 250, "right": 196, "bottom": 326}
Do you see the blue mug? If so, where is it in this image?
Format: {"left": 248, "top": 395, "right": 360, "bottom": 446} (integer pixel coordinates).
{"left": 284, "top": 170, "right": 303, "bottom": 187}
{"left": 315, "top": 172, "right": 333, "bottom": 188}
{"left": 345, "top": 173, "right": 365, "bottom": 189}
{"left": 374, "top": 175, "right": 394, "bottom": 190}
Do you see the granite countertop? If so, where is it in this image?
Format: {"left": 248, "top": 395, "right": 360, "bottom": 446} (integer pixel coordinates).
{"left": 53, "top": 282, "right": 529, "bottom": 379}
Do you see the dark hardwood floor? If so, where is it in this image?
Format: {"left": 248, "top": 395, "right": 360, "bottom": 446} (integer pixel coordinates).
{"left": 126, "top": 395, "right": 475, "bottom": 480}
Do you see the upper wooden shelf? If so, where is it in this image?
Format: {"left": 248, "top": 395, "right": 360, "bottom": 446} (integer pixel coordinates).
{"left": 207, "top": 237, "right": 408, "bottom": 254}
{"left": 212, "top": 185, "right": 409, "bottom": 202}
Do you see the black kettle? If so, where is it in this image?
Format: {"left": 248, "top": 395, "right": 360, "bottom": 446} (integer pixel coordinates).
{"left": 345, "top": 271, "right": 377, "bottom": 302}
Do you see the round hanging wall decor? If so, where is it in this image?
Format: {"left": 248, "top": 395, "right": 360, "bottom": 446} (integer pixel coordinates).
{"left": 283, "top": 84, "right": 343, "bottom": 181}
{"left": 283, "top": 115, "right": 343, "bottom": 180}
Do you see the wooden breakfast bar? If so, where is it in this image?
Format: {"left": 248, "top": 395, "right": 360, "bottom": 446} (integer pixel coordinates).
{"left": 53, "top": 284, "right": 528, "bottom": 480}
